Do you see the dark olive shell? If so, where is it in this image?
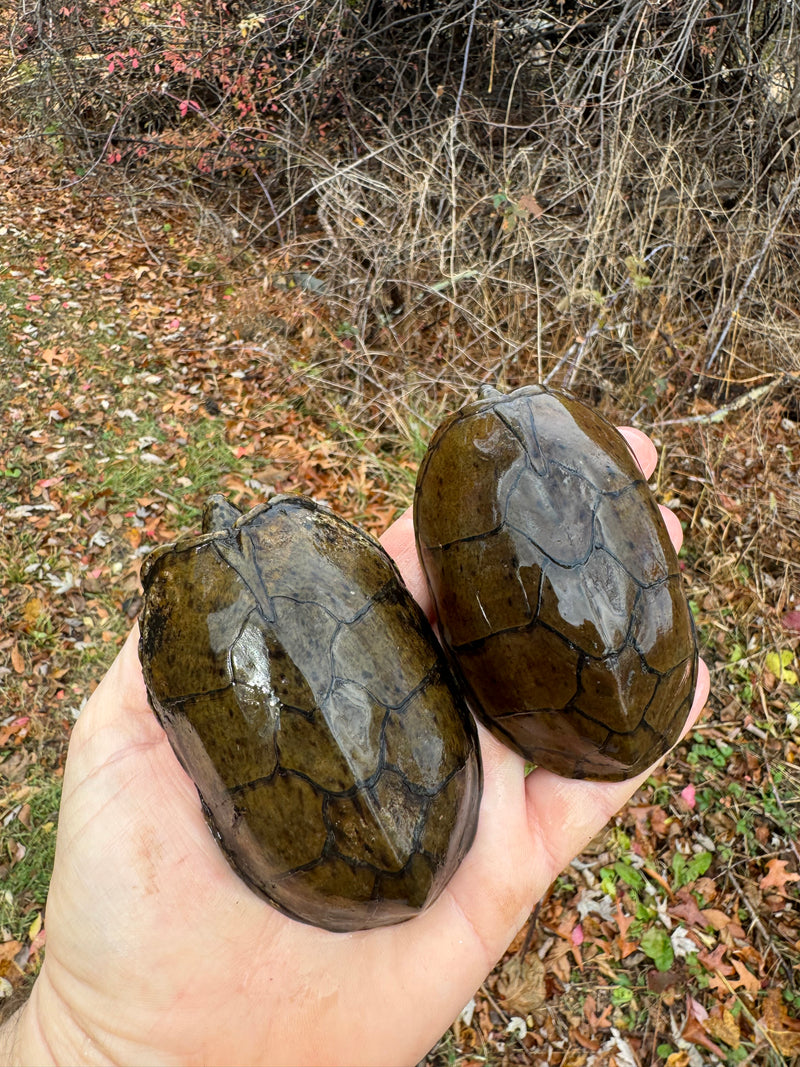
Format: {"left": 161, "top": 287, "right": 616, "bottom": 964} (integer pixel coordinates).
{"left": 414, "top": 384, "right": 698, "bottom": 781}
{"left": 138, "top": 494, "right": 481, "bottom": 931}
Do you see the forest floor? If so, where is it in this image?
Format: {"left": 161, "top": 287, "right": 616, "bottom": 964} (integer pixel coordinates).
{"left": 2, "top": 118, "right": 800, "bottom": 1066}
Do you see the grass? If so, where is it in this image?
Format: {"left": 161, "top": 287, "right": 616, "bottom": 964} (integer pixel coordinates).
{"left": 0, "top": 772, "right": 62, "bottom": 943}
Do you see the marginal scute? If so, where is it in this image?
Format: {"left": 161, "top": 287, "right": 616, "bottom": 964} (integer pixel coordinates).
{"left": 139, "top": 494, "right": 482, "bottom": 931}
{"left": 414, "top": 384, "right": 698, "bottom": 781}
{"left": 575, "top": 646, "right": 659, "bottom": 733}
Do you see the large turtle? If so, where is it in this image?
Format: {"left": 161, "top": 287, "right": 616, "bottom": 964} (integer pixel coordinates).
{"left": 139, "top": 494, "right": 482, "bottom": 932}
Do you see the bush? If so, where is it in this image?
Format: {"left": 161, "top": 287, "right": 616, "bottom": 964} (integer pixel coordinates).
{"left": 5, "top": 0, "right": 800, "bottom": 412}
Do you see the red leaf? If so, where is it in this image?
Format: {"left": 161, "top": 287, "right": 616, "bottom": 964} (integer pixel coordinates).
{"left": 681, "top": 1014, "right": 726, "bottom": 1057}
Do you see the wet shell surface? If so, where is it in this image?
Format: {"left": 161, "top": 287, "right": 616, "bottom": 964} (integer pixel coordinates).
{"left": 414, "top": 384, "right": 698, "bottom": 781}
{"left": 139, "top": 494, "right": 482, "bottom": 931}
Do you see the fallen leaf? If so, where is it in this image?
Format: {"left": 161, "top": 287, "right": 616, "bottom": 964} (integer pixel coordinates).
{"left": 700, "top": 908, "right": 733, "bottom": 930}
{"left": 495, "top": 954, "right": 546, "bottom": 1016}
{"left": 704, "top": 1007, "right": 740, "bottom": 1050}
{"left": 681, "top": 1013, "right": 726, "bottom": 1057}
{"left": 760, "top": 858, "right": 800, "bottom": 892}
{"left": 665, "top": 1052, "right": 690, "bottom": 1067}
{"left": 670, "top": 889, "right": 706, "bottom": 927}
{"left": 615, "top": 901, "right": 638, "bottom": 958}
{"left": 572, "top": 1028, "right": 601, "bottom": 1053}
{"left": 544, "top": 941, "right": 571, "bottom": 984}
{"left": 11, "top": 643, "right": 25, "bottom": 673}
{"left": 759, "top": 989, "right": 800, "bottom": 1055}
{"left": 583, "top": 993, "right": 613, "bottom": 1030}
{"left": 23, "top": 597, "right": 45, "bottom": 629}
{"left": 0, "top": 942, "right": 23, "bottom": 963}
{"left": 517, "top": 193, "right": 544, "bottom": 218}
{"left": 647, "top": 968, "right": 681, "bottom": 993}
{"left": 698, "top": 943, "right": 733, "bottom": 976}
{"left": 782, "top": 611, "right": 800, "bottom": 632}
{"left": 0, "top": 717, "right": 31, "bottom": 746}
{"left": 765, "top": 649, "right": 798, "bottom": 686}
{"left": 711, "top": 958, "right": 760, "bottom": 994}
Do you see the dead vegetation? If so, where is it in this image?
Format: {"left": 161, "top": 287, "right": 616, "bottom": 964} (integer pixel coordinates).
{"left": 2, "top": 0, "right": 800, "bottom": 1061}
{"left": 6, "top": 0, "right": 800, "bottom": 413}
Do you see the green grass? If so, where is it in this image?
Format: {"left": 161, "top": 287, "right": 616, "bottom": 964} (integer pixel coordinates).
{"left": 0, "top": 773, "right": 62, "bottom": 943}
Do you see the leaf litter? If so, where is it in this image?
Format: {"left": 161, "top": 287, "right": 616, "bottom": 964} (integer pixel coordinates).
{"left": 1, "top": 117, "right": 800, "bottom": 1066}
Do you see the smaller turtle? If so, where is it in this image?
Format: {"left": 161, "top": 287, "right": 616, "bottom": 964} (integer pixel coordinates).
{"left": 414, "top": 384, "right": 698, "bottom": 781}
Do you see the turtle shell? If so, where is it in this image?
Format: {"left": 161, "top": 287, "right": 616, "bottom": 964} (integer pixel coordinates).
{"left": 414, "top": 384, "right": 698, "bottom": 781}
{"left": 138, "top": 494, "right": 481, "bottom": 931}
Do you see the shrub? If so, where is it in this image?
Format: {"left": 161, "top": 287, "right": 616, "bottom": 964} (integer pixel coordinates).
{"left": 5, "top": 0, "right": 799, "bottom": 409}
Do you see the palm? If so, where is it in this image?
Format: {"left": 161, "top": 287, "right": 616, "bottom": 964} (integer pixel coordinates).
{"left": 22, "top": 428, "right": 709, "bottom": 1067}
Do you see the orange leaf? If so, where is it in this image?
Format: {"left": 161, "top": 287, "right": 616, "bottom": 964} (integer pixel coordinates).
{"left": 11, "top": 643, "right": 25, "bottom": 674}
{"left": 759, "top": 989, "right": 800, "bottom": 1055}
{"left": 760, "top": 858, "right": 800, "bottom": 892}
{"left": 665, "top": 1052, "right": 690, "bottom": 1067}
{"left": 0, "top": 942, "right": 23, "bottom": 963}
{"left": 21, "top": 597, "right": 45, "bottom": 630}
{"left": 700, "top": 908, "right": 732, "bottom": 931}
{"left": 583, "top": 994, "right": 612, "bottom": 1030}
{"left": 731, "top": 958, "right": 761, "bottom": 993}
{"left": 704, "top": 1007, "right": 740, "bottom": 1050}
{"left": 709, "top": 958, "right": 760, "bottom": 994}
{"left": 615, "top": 901, "right": 638, "bottom": 958}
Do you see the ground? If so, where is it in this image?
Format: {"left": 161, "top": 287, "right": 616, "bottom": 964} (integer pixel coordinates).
{"left": 1, "top": 118, "right": 800, "bottom": 1066}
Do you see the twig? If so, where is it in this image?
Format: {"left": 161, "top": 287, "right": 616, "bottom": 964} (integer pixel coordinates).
{"left": 478, "top": 984, "right": 534, "bottom": 1063}
{"left": 517, "top": 901, "right": 542, "bottom": 959}
{"left": 659, "top": 375, "right": 797, "bottom": 426}
{"left": 725, "top": 868, "right": 795, "bottom": 986}
{"left": 763, "top": 764, "right": 800, "bottom": 871}
{"left": 706, "top": 168, "right": 800, "bottom": 370}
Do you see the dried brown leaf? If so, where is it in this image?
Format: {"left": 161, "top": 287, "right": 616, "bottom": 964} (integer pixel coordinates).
{"left": 495, "top": 954, "right": 546, "bottom": 1016}
{"left": 759, "top": 989, "right": 800, "bottom": 1055}
{"left": 681, "top": 1014, "right": 726, "bottom": 1058}
{"left": 10, "top": 643, "right": 25, "bottom": 674}
{"left": 704, "top": 1007, "right": 740, "bottom": 1050}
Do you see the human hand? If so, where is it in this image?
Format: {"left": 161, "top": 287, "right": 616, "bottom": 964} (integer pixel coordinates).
{"left": 2, "top": 427, "right": 709, "bottom": 1067}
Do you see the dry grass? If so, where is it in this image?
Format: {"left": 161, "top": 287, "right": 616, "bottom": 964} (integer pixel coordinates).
{"left": 7, "top": 1, "right": 800, "bottom": 423}
{"left": 4, "top": 4, "right": 800, "bottom": 1056}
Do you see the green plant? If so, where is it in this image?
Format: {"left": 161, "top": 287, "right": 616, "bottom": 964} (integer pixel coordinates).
{"left": 671, "top": 850, "right": 713, "bottom": 890}
{"left": 0, "top": 774, "right": 62, "bottom": 942}
{"left": 640, "top": 927, "right": 673, "bottom": 972}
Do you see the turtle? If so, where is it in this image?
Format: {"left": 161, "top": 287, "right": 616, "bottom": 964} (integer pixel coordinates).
{"left": 139, "top": 493, "right": 482, "bottom": 931}
{"left": 414, "top": 384, "right": 698, "bottom": 781}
